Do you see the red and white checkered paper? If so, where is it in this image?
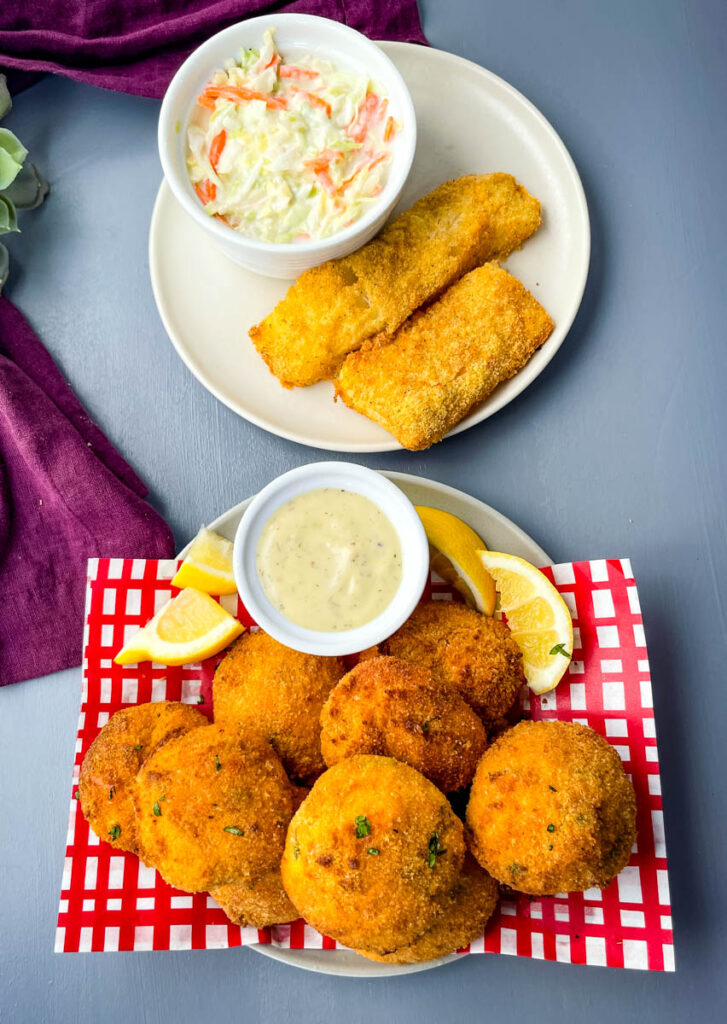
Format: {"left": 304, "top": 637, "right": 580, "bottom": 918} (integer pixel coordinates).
{"left": 56, "top": 556, "right": 673, "bottom": 970}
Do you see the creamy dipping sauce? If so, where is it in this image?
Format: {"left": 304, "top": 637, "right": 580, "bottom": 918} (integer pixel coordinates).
{"left": 256, "top": 488, "right": 402, "bottom": 632}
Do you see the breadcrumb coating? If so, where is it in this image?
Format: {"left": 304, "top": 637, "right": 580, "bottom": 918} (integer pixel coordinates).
{"left": 320, "top": 656, "right": 486, "bottom": 792}
{"left": 334, "top": 262, "right": 554, "bottom": 450}
{"left": 250, "top": 174, "right": 541, "bottom": 387}
{"left": 466, "top": 720, "right": 637, "bottom": 894}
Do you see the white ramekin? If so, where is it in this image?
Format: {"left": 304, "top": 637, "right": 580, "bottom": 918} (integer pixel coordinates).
{"left": 233, "top": 463, "right": 429, "bottom": 655}
{"left": 158, "top": 14, "right": 417, "bottom": 279}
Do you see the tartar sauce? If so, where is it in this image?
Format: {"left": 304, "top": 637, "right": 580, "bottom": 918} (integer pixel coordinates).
{"left": 256, "top": 488, "right": 402, "bottom": 632}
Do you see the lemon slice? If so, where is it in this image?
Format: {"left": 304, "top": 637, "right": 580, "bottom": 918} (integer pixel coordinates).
{"left": 171, "top": 527, "right": 237, "bottom": 595}
{"left": 415, "top": 506, "right": 496, "bottom": 615}
{"left": 475, "top": 551, "right": 573, "bottom": 694}
{"left": 114, "top": 588, "right": 244, "bottom": 666}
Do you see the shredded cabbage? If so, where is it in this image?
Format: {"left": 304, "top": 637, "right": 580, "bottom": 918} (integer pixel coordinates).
{"left": 186, "top": 28, "right": 400, "bottom": 243}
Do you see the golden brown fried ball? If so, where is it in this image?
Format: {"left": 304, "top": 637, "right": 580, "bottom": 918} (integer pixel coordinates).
{"left": 467, "top": 720, "right": 637, "bottom": 895}
{"left": 380, "top": 601, "right": 526, "bottom": 728}
{"left": 213, "top": 631, "right": 345, "bottom": 781}
{"left": 135, "top": 724, "right": 292, "bottom": 892}
{"left": 210, "top": 869, "right": 299, "bottom": 929}
{"left": 357, "top": 854, "right": 499, "bottom": 963}
{"left": 320, "top": 657, "right": 486, "bottom": 792}
{"left": 210, "top": 785, "right": 310, "bottom": 928}
{"left": 281, "top": 755, "right": 465, "bottom": 954}
{"left": 78, "top": 701, "right": 208, "bottom": 854}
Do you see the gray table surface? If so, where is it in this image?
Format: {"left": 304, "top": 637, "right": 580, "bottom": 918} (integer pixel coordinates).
{"left": 1, "top": 1, "right": 725, "bottom": 1021}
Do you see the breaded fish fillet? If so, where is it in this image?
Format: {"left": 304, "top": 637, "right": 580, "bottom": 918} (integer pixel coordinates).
{"left": 334, "top": 262, "right": 554, "bottom": 450}
{"left": 249, "top": 174, "right": 541, "bottom": 387}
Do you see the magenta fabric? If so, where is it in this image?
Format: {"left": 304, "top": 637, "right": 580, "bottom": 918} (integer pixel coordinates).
{"left": 0, "top": 298, "right": 175, "bottom": 685}
{"left": 0, "top": 1, "right": 427, "bottom": 99}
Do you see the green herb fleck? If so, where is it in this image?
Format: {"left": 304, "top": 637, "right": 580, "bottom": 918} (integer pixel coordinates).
{"left": 367, "top": 848, "right": 380, "bottom": 856}
{"left": 422, "top": 720, "right": 429, "bottom": 734}
{"left": 549, "top": 643, "right": 572, "bottom": 658}
{"left": 549, "top": 785, "right": 557, "bottom": 792}
{"left": 293, "top": 843, "right": 300, "bottom": 860}
{"left": 508, "top": 862, "right": 526, "bottom": 877}
{"left": 197, "top": 695, "right": 205, "bottom": 705}
{"left": 74, "top": 791, "right": 80, "bottom": 801}
{"left": 215, "top": 754, "right": 222, "bottom": 772}
{"left": 153, "top": 801, "right": 162, "bottom": 817}
{"left": 428, "top": 832, "right": 447, "bottom": 868}
{"left": 354, "top": 815, "right": 371, "bottom": 839}
{"left": 224, "top": 826, "right": 245, "bottom": 836}
{"left": 109, "top": 786, "right": 116, "bottom": 801}
{"left": 133, "top": 745, "right": 143, "bottom": 751}
{"left": 548, "top": 843, "right": 554, "bottom": 851}
{"left": 109, "top": 824, "right": 121, "bottom": 841}
{"left": 547, "top": 823, "right": 555, "bottom": 833}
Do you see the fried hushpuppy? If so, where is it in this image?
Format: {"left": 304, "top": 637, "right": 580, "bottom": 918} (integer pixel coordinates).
{"left": 380, "top": 601, "right": 526, "bottom": 728}
{"left": 335, "top": 262, "right": 554, "bottom": 450}
{"left": 467, "top": 720, "right": 637, "bottom": 894}
{"left": 320, "top": 657, "right": 486, "bottom": 792}
{"left": 135, "top": 724, "right": 292, "bottom": 892}
{"left": 281, "top": 756, "right": 465, "bottom": 954}
{"left": 213, "top": 631, "right": 345, "bottom": 782}
{"left": 78, "top": 701, "right": 208, "bottom": 854}
{"left": 357, "top": 854, "right": 499, "bottom": 963}
{"left": 250, "top": 174, "right": 541, "bottom": 387}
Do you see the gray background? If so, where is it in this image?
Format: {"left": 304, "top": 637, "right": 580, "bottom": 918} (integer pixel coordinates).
{"left": 1, "top": 0, "right": 725, "bottom": 1020}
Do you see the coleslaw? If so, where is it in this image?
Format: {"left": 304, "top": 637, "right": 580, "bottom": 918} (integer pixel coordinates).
{"left": 186, "top": 29, "right": 400, "bottom": 244}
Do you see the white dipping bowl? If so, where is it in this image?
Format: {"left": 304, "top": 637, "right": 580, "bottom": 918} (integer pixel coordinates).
{"left": 233, "top": 463, "right": 429, "bottom": 656}
{"left": 158, "top": 13, "right": 417, "bottom": 278}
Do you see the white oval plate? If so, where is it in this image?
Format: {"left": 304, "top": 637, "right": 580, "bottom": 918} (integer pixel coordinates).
{"left": 179, "top": 470, "right": 551, "bottom": 976}
{"left": 151, "top": 41, "right": 589, "bottom": 453}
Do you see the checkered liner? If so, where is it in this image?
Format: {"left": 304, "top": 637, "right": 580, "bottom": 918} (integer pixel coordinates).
{"left": 55, "top": 557, "right": 674, "bottom": 970}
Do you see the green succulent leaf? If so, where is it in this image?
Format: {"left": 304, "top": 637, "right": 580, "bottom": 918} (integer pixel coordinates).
{"left": 0, "top": 127, "right": 27, "bottom": 190}
{"left": 0, "top": 76, "right": 10, "bottom": 121}
{"left": 0, "top": 242, "right": 9, "bottom": 294}
{"left": 0, "top": 195, "right": 18, "bottom": 234}
{"left": 4, "top": 161, "right": 49, "bottom": 210}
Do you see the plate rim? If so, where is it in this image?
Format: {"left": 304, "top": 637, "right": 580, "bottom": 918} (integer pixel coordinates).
{"left": 150, "top": 40, "right": 590, "bottom": 453}
{"left": 178, "top": 469, "right": 551, "bottom": 977}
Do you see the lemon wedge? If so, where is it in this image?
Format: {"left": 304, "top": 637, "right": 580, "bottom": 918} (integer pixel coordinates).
{"left": 475, "top": 551, "right": 573, "bottom": 694}
{"left": 415, "top": 506, "right": 496, "bottom": 614}
{"left": 114, "top": 588, "right": 244, "bottom": 666}
{"left": 171, "top": 527, "right": 237, "bottom": 595}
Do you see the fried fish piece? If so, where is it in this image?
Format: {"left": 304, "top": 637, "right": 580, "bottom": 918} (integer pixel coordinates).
{"left": 356, "top": 854, "right": 499, "bottom": 964}
{"left": 281, "top": 756, "right": 465, "bottom": 954}
{"left": 467, "top": 721, "right": 638, "bottom": 895}
{"left": 250, "top": 174, "right": 541, "bottom": 388}
{"left": 320, "top": 657, "right": 487, "bottom": 792}
{"left": 334, "top": 262, "right": 554, "bottom": 450}
{"left": 134, "top": 725, "right": 292, "bottom": 892}
{"left": 78, "top": 701, "right": 208, "bottom": 854}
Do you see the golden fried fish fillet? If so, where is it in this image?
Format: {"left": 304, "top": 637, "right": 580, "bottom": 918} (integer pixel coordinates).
{"left": 356, "top": 854, "right": 499, "bottom": 964}
{"left": 249, "top": 174, "right": 541, "bottom": 388}
{"left": 334, "top": 262, "right": 554, "bottom": 450}
{"left": 78, "top": 701, "right": 208, "bottom": 854}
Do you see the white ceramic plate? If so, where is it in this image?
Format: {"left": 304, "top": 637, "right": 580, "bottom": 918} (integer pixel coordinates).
{"left": 179, "top": 470, "right": 551, "bottom": 976}
{"left": 150, "top": 41, "right": 590, "bottom": 453}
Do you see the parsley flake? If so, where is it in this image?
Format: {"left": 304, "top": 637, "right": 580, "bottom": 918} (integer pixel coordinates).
{"left": 197, "top": 695, "right": 205, "bottom": 705}
{"left": 109, "top": 786, "right": 116, "bottom": 801}
{"left": 354, "top": 815, "right": 371, "bottom": 839}
{"left": 224, "top": 826, "right": 244, "bottom": 836}
{"left": 428, "top": 832, "right": 447, "bottom": 868}
{"left": 74, "top": 791, "right": 80, "bottom": 801}
{"left": 549, "top": 643, "right": 572, "bottom": 658}
{"left": 153, "top": 802, "right": 162, "bottom": 817}
{"left": 109, "top": 824, "right": 121, "bottom": 841}
{"left": 547, "top": 823, "right": 555, "bottom": 833}
{"left": 215, "top": 754, "right": 222, "bottom": 771}
{"left": 133, "top": 745, "right": 143, "bottom": 751}
{"left": 367, "top": 848, "right": 380, "bottom": 856}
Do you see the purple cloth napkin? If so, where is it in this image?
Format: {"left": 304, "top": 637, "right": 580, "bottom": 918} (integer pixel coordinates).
{"left": 0, "top": 1, "right": 427, "bottom": 98}
{"left": 0, "top": 298, "right": 174, "bottom": 686}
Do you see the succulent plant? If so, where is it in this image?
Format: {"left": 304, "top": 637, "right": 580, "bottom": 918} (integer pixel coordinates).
{"left": 0, "top": 74, "right": 49, "bottom": 293}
